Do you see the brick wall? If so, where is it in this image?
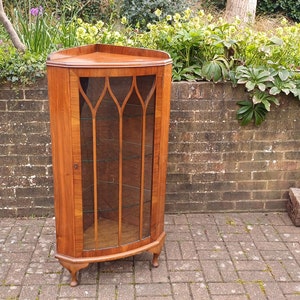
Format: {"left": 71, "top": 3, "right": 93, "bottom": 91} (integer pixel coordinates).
{"left": 0, "top": 79, "right": 53, "bottom": 217}
{"left": 0, "top": 79, "right": 299, "bottom": 217}
{"left": 167, "top": 82, "right": 300, "bottom": 213}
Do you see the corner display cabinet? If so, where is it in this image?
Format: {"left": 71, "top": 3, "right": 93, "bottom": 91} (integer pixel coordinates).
{"left": 46, "top": 44, "right": 172, "bottom": 286}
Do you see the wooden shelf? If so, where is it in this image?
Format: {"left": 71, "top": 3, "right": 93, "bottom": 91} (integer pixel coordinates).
{"left": 83, "top": 217, "right": 141, "bottom": 250}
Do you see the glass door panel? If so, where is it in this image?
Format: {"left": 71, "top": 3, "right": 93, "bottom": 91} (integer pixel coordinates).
{"left": 79, "top": 75, "right": 156, "bottom": 251}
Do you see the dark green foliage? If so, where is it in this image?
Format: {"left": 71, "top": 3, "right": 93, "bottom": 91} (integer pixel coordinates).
{"left": 0, "top": 46, "right": 46, "bottom": 84}
{"left": 257, "top": 0, "right": 300, "bottom": 22}
{"left": 237, "top": 100, "right": 268, "bottom": 126}
{"left": 202, "top": 0, "right": 300, "bottom": 22}
{"left": 120, "top": 0, "right": 188, "bottom": 30}
{"left": 78, "top": 1, "right": 118, "bottom": 24}
{"left": 201, "top": 0, "right": 226, "bottom": 10}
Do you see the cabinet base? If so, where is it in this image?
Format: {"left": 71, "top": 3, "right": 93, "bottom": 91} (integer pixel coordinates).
{"left": 56, "top": 232, "right": 165, "bottom": 286}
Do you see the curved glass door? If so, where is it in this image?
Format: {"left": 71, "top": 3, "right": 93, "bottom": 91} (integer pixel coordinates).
{"left": 78, "top": 75, "right": 156, "bottom": 250}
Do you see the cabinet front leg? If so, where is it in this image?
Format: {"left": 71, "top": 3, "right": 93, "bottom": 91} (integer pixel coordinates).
{"left": 152, "top": 253, "right": 160, "bottom": 267}
{"left": 149, "top": 233, "right": 166, "bottom": 268}
{"left": 59, "top": 260, "right": 89, "bottom": 287}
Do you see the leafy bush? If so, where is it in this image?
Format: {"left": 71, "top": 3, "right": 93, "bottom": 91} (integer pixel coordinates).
{"left": 78, "top": 0, "right": 119, "bottom": 24}
{"left": 202, "top": 0, "right": 300, "bottom": 22}
{"left": 1, "top": 5, "right": 300, "bottom": 126}
{"left": 120, "top": 0, "right": 188, "bottom": 30}
{"left": 133, "top": 10, "right": 300, "bottom": 125}
{"left": 200, "top": 0, "right": 226, "bottom": 10}
{"left": 0, "top": 45, "right": 45, "bottom": 84}
{"left": 75, "top": 18, "right": 134, "bottom": 45}
{"left": 257, "top": 0, "right": 300, "bottom": 23}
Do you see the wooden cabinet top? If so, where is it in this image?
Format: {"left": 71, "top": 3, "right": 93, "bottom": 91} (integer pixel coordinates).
{"left": 47, "top": 44, "right": 172, "bottom": 68}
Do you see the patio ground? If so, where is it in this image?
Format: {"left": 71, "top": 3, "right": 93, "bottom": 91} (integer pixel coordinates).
{"left": 1, "top": 212, "right": 300, "bottom": 299}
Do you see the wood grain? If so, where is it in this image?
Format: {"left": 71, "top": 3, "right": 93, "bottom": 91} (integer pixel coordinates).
{"left": 47, "top": 44, "right": 172, "bottom": 286}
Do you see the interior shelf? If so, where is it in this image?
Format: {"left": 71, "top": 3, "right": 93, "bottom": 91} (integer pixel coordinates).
{"left": 83, "top": 217, "right": 141, "bottom": 250}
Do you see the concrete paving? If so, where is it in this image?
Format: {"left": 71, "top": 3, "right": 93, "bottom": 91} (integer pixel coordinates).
{"left": 1, "top": 212, "right": 300, "bottom": 299}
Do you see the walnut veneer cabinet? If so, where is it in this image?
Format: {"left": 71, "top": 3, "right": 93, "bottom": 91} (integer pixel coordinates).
{"left": 46, "top": 44, "right": 172, "bottom": 286}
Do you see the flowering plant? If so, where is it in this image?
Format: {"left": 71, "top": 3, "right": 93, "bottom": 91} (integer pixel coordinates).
{"left": 13, "top": 6, "right": 56, "bottom": 54}
{"left": 13, "top": 5, "right": 78, "bottom": 54}
{"left": 30, "top": 6, "right": 43, "bottom": 17}
{"left": 1, "top": 6, "right": 300, "bottom": 126}
{"left": 132, "top": 9, "right": 300, "bottom": 125}
{"left": 75, "top": 18, "right": 134, "bottom": 46}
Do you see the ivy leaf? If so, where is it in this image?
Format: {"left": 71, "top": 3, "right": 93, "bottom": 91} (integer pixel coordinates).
{"left": 237, "top": 78, "right": 248, "bottom": 84}
{"left": 242, "top": 110, "right": 254, "bottom": 125}
{"left": 254, "top": 110, "right": 264, "bottom": 126}
{"left": 237, "top": 102, "right": 252, "bottom": 114}
{"left": 252, "top": 90, "right": 279, "bottom": 111}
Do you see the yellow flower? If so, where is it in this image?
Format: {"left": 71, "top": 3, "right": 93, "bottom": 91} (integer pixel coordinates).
{"left": 96, "top": 20, "right": 104, "bottom": 29}
{"left": 76, "top": 27, "right": 86, "bottom": 37}
{"left": 166, "top": 15, "right": 172, "bottom": 21}
{"left": 121, "top": 16, "right": 127, "bottom": 25}
{"left": 280, "top": 18, "right": 288, "bottom": 26}
{"left": 114, "top": 31, "right": 121, "bottom": 38}
{"left": 173, "top": 13, "right": 181, "bottom": 22}
{"left": 154, "top": 9, "right": 162, "bottom": 17}
{"left": 88, "top": 26, "right": 98, "bottom": 36}
{"left": 183, "top": 8, "right": 191, "bottom": 20}
{"left": 198, "top": 10, "right": 205, "bottom": 18}
{"left": 147, "top": 23, "right": 154, "bottom": 30}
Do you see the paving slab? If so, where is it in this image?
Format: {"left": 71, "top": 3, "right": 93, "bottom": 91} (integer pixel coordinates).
{"left": 1, "top": 212, "right": 300, "bottom": 299}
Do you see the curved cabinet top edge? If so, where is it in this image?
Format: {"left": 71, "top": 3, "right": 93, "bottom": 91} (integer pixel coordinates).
{"left": 46, "top": 44, "right": 172, "bottom": 68}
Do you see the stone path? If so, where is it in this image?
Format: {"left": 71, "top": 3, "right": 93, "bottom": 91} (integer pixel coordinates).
{"left": 1, "top": 212, "right": 300, "bottom": 299}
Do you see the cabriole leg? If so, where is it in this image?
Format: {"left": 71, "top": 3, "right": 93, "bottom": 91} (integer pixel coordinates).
{"left": 59, "top": 260, "right": 89, "bottom": 287}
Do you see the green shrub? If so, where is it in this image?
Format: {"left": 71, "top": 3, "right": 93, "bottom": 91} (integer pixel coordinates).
{"left": 75, "top": 18, "right": 134, "bottom": 45}
{"left": 133, "top": 9, "right": 300, "bottom": 125}
{"left": 78, "top": 0, "right": 119, "bottom": 24}
{"left": 0, "top": 45, "right": 45, "bottom": 84}
{"left": 257, "top": 0, "right": 300, "bottom": 22}
{"left": 1, "top": 5, "right": 300, "bottom": 126}
{"left": 201, "top": 0, "right": 300, "bottom": 22}
{"left": 200, "top": 0, "right": 225, "bottom": 10}
{"left": 120, "top": 0, "right": 188, "bottom": 30}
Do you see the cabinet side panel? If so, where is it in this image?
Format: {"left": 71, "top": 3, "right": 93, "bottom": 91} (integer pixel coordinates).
{"left": 151, "top": 64, "right": 172, "bottom": 239}
{"left": 47, "top": 66, "right": 76, "bottom": 257}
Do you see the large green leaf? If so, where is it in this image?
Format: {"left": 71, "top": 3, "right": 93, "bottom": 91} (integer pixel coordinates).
{"left": 237, "top": 100, "right": 268, "bottom": 126}
{"left": 202, "top": 61, "right": 222, "bottom": 82}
